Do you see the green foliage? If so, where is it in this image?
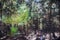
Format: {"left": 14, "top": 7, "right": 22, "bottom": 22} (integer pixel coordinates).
{"left": 10, "top": 25, "right": 18, "bottom": 35}
{"left": 2, "top": 3, "right": 29, "bottom": 25}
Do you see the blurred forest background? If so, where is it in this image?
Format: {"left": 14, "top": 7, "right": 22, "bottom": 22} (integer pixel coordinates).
{"left": 0, "top": 0, "right": 60, "bottom": 34}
